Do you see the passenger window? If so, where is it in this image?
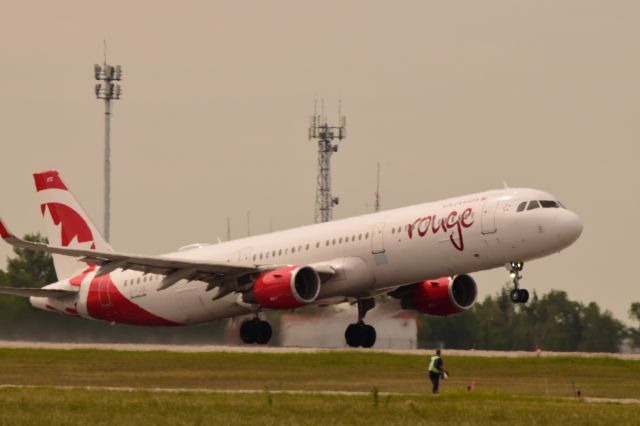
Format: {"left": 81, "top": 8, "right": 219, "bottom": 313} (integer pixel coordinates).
{"left": 253, "top": 255, "right": 256, "bottom": 261}
{"left": 272, "top": 250, "right": 276, "bottom": 257}
{"left": 260, "top": 253, "right": 263, "bottom": 260}
{"left": 292, "top": 247, "right": 295, "bottom": 253}
{"left": 306, "top": 244, "right": 310, "bottom": 250}
{"left": 392, "top": 228, "right": 395, "bottom": 234}
{"left": 316, "top": 242, "right": 320, "bottom": 248}
{"left": 278, "top": 249, "right": 282, "bottom": 256}
{"left": 332, "top": 239, "right": 336, "bottom": 245}
{"left": 358, "top": 234, "right": 362, "bottom": 240}
{"left": 527, "top": 200, "right": 540, "bottom": 211}
{"left": 339, "top": 237, "right": 343, "bottom": 243}
{"left": 365, "top": 232, "right": 369, "bottom": 239}
{"left": 326, "top": 241, "right": 329, "bottom": 247}
{"left": 516, "top": 202, "right": 527, "bottom": 212}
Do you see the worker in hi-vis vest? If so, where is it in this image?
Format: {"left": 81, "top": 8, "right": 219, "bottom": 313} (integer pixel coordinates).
{"left": 428, "top": 349, "right": 448, "bottom": 394}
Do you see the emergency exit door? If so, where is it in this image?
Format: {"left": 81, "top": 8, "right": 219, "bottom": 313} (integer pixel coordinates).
{"left": 481, "top": 199, "right": 498, "bottom": 234}
{"left": 371, "top": 222, "right": 386, "bottom": 254}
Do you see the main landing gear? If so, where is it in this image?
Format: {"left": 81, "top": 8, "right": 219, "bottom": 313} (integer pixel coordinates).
{"left": 508, "top": 261, "right": 529, "bottom": 304}
{"left": 240, "top": 317, "right": 273, "bottom": 344}
{"left": 345, "top": 298, "right": 377, "bottom": 348}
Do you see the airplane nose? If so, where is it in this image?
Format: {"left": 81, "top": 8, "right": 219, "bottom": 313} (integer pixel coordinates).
{"left": 555, "top": 210, "right": 583, "bottom": 246}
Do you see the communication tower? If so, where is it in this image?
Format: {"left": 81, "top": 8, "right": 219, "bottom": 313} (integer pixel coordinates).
{"left": 309, "top": 103, "right": 346, "bottom": 223}
{"left": 93, "top": 44, "right": 122, "bottom": 242}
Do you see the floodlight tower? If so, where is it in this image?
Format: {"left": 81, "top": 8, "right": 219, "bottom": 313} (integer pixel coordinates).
{"left": 94, "top": 55, "right": 122, "bottom": 242}
{"left": 309, "top": 104, "right": 346, "bottom": 223}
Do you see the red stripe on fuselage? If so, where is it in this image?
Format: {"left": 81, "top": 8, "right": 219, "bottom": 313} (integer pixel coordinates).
{"left": 86, "top": 274, "right": 178, "bottom": 326}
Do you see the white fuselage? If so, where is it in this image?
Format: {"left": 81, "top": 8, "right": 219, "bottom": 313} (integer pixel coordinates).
{"left": 35, "top": 187, "right": 582, "bottom": 326}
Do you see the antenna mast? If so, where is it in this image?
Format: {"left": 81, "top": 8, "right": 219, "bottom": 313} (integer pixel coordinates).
{"left": 93, "top": 42, "right": 122, "bottom": 242}
{"left": 374, "top": 162, "right": 381, "bottom": 212}
{"left": 308, "top": 101, "right": 346, "bottom": 223}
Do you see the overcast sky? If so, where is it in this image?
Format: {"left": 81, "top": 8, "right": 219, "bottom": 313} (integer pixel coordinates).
{"left": 1, "top": 1, "right": 638, "bottom": 324}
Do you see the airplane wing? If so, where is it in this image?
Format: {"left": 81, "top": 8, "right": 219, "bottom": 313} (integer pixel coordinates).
{"left": 0, "top": 287, "right": 77, "bottom": 299}
{"left": 0, "top": 217, "right": 260, "bottom": 291}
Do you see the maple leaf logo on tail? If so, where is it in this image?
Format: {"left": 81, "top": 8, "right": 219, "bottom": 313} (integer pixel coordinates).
{"left": 33, "top": 170, "right": 113, "bottom": 280}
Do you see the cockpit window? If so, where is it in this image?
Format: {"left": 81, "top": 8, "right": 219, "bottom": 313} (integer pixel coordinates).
{"left": 516, "top": 202, "right": 527, "bottom": 212}
{"left": 540, "top": 200, "right": 560, "bottom": 208}
{"left": 527, "top": 200, "right": 540, "bottom": 210}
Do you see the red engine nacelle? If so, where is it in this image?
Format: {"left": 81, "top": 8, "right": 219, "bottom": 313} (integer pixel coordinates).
{"left": 401, "top": 274, "right": 477, "bottom": 316}
{"left": 246, "top": 265, "right": 321, "bottom": 309}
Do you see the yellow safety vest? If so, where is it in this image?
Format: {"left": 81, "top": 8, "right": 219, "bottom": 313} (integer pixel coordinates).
{"left": 429, "top": 355, "right": 441, "bottom": 374}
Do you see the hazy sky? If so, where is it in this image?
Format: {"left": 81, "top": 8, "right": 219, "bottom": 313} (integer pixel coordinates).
{"left": 1, "top": 1, "right": 638, "bottom": 323}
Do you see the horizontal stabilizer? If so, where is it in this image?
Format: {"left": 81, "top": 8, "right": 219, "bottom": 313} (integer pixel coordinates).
{"left": 0, "top": 287, "right": 77, "bottom": 299}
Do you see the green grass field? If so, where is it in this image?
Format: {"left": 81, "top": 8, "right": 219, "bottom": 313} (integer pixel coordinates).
{"left": 0, "top": 348, "right": 638, "bottom": 425}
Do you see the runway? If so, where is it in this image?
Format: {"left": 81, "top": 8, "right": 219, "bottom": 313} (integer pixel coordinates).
{"left": 1, "top": 340, "right": 638, "bottom": 359}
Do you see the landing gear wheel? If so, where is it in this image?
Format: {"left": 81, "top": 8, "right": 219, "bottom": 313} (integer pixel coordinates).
{"left": 345, "top": 323, "right": 377, "bottom": 348}
{"left": 345, "top": 299, "right": 377, "bottom": 348}
{"left": 255, "top": 320, "right": 273, "bottom": 344}
{"left": 345, "top": 323, "right": 363, "bottom": 348}
{"left": 510, "top": 289, "right": 522, "bottom": 303}
{"left": 362, "top": 324, "right": 376, "bottom": 348}
{"left": 240, "top": 319, "right": 257, "bottom": 344}
{"left": 240, "top": 318, "right": 273, "bottom": 345}
{"left": 507, "top": 261, "right": 529, "bottom": 304}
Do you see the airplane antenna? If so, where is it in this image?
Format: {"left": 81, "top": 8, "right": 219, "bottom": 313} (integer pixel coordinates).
{"left": 374, "top": 162, "right": 381, "bottom": 212}
{"left": 308, "top": 100, "right": 346, "bottom": 222}
{"left": 503, "top": 180, "right": 509, "bottom": 189}
{"left": 226, "top": 217, "right": 231, "bottom": 241}
{"left": 94, "top": 41, "right": 122, "bottom": 242}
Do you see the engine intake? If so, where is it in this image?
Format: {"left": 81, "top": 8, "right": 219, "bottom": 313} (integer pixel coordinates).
{"left": 399, "top": 274, "right": 477, "bottom": 316}
{"left": 246, "top": 265, "right": 321, "bottom": 309}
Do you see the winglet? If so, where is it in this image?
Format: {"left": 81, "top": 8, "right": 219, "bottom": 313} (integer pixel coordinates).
{"left": 0, "top": 217, "right": 15, "bottom": 240}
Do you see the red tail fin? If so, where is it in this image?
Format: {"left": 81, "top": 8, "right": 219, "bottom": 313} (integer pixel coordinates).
{"left": 33, "top": 170, "right": 113, "bottom": 279}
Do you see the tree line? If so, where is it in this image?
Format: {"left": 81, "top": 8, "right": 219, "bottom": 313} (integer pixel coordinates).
{"left": 419, "top": 288, "right": 639, "bottom": 353}
{"left": 0, "top": 234, "right": 639, "bottom": 352}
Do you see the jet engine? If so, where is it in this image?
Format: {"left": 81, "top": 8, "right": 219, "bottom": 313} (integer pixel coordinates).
{"left": 396, "top": 275, "right": 477, "bottom": 316}
{"left": 244, "top": 265, "right": 321, "bottom": 309}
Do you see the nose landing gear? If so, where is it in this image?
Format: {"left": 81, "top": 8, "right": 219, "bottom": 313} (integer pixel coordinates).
{"left": 508, "top": 261, "right": 529, "bottom": 304}
{"left": 345, "top": 298, "right": 377, "bottom": 348}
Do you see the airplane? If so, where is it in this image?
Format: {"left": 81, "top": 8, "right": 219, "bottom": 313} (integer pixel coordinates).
{"left": 0, "top": 170, "right": 583, "bottom": 348}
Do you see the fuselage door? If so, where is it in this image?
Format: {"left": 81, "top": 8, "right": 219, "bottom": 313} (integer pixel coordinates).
{"left": 238, "top": 247, "right": 253, "bottom": 264}
{"left": 97, "top": 276, "right": 111, "bottom": 307}
{"left": 481, "top": 198, "right": 498, "bottom": 234}
{"left": 371, "top": 222, "right": 386, "bottom": 254}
